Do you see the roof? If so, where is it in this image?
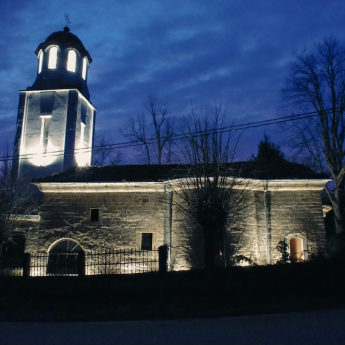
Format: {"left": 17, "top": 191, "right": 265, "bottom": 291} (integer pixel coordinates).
{"left": 35, "top": 27, "right": 92, "bottom": 62}
{"left": 33, "top": 161, "right": 329, "bottom": 183}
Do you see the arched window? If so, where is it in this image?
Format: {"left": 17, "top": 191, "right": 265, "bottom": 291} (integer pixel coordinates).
{"left": 82, "top": 57, "right": 88, "bottom": 79}
{"left": 47, "top": 239, "right": 83, "bottom": 275}
{"left": 48, "top": 46, "right": 58, "bottom": 69}
{"left": 49, "top": 239, "right": 82, "bottom": 253}
{"left": 38, "top": 50, "right": 43, "bottom": 74}
{"left": 67, "top": 50, "right": 77, "bottom": 72}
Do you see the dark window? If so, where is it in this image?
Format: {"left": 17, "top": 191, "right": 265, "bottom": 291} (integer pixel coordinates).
{"left": 40, "top": 91, "right": 55, "bottom": 114}
{"left": 141, "top": 233, "right": 153, "bottom": 250}
{"left": 90, "top": 208, "right": 99, "bottom": 222}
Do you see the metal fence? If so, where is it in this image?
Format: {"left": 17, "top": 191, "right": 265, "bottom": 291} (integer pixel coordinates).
{"left": 0, "top": 254, "right": 24, "bottom": 277}
{"left": 0, "top": 248, "right": 163, "bottom": 277}
{"left": 86, "top": 249, "right": 159, "bottom": 275}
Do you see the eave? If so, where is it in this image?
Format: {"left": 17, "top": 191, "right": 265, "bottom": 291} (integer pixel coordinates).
{"left": 33, "top": 178, "right": 330, "bottom": 193}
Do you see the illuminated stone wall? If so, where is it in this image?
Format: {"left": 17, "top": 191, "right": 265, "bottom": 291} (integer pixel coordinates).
{"left": 224, "top": 189, "right": 326, "bottom": 265}
{"left": 29, "top": 180, "right": 327, "bottom": 269}
{"left": 169, "top": 189, "right": 326, "bottom": 268}
{"left": 26, "top": 192, "right": 168, "bottom": 253}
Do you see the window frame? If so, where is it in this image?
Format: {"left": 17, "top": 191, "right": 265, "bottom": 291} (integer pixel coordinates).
{"left": 285, "top": 232, "right": 308, "bottom": 262}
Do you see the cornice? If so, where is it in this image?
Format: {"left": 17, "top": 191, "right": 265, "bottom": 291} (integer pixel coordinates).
{"left": 34, "top": 178, "right": 330, "bottom": 193}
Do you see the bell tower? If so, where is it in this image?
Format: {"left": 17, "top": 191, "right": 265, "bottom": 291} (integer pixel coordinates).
{"left": 12, "top": 27, "right": 96, "bottom": 182}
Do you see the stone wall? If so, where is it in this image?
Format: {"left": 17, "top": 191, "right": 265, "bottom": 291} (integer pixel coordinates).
{"left": 26, "top": 192, "right": 167, "bottom": 253}
{"left": 268, "top": 190, "right": 326, "bottom": 263}
{"left": 169, "top": 188, "right": 326, "bottom": 268}
{"left": 27, "top": 185, "right": 326, "bottom": 268}
{"left": 226, "top": 189, "right": 326, "bottom": 265}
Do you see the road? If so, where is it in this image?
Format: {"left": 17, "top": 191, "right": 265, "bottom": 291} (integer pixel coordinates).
{"left": 0, "top": 308, "right": 344, "bottom": 344}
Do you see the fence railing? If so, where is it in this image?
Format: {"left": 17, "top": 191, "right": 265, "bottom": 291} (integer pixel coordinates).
{"left": 0, "top": 246, "right": 168, "bottom": 277}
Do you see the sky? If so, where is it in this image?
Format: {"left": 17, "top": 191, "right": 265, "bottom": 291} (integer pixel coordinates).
{"left": 1, "top": 0, "right": 345, "bottom": 163}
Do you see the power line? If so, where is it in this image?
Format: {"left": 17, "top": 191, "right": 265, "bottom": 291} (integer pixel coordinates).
{"left": 0, "top": 107, "right": 337, "bottom": 162}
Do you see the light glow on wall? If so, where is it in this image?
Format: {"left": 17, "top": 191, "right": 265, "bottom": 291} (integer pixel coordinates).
{"left": 75, "top": 118, "right": 92, "bottom": 167}
{"left": 38, "top": 50, "right": 43, "bottom": 74}
{"left": 25, "top": 114, "right": 58, "bottom": 167}
{"left": 75, "top": 144, "right": 91, "bottom": 167}
{"left": 48, "top": 47, "right": 57, "bottom": 69}
{"left": 27, "top": 142, "right": 58, "bottom": 167}
{"left": 67, "top": 50, "right": 76, "bottom": 72}
{"left": 80, "top": 122, "right": 85, "bottom": 146}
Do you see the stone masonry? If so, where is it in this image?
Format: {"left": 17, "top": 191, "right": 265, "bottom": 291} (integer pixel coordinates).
{"left": 30, "top": 178, "right": 328, "bottom": 269}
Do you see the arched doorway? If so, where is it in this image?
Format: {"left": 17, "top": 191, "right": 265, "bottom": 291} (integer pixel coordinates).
{"left": 289, "top": 237, "right": 303, "bottom": 262}
{"left": 47, "top": 239, "right": 83, "bottom": 275}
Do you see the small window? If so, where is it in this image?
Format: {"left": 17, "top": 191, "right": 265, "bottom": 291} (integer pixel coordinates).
{"left": 38, "top": 50, "right": 43, "bottom": 74}
{"left": 90, "top": 208, "right": 99, "bottom": 222}
{"left": 48, "top": 47, "right": 58, "bottom": 69}
{"left": 141, "top": 233, "right": 153, "bottom": 250}
{"left": 82, "top": 57, "right": 88, "bottom": 79}
{"left": 67, "top": 50, "right": 76, "bottom": 72}
{"left": 290, "top": 238, "right": 303, "bottom": 261}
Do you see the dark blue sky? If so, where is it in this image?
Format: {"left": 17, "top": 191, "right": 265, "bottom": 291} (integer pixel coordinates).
{"left": 1, "top": 0, "right": 345, "bottom": 162}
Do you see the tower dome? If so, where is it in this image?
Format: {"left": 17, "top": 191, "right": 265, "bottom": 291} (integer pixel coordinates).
{"left": 29, "top": 27, "right": 92, "bottom": 100}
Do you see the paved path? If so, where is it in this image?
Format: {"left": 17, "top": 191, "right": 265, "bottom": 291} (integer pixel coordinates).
{"left": 1, "top": 308, "right": 344, "bottom": 345}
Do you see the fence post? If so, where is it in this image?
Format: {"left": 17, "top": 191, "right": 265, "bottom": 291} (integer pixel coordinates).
{"left": 23, "top": 253, "right": 31, "bottom": 277}
{"left": 78, "top": 251, "right": 85, "bottom": 277}
{"left": 158, "top": 245, "right": 168, "bottom": 273}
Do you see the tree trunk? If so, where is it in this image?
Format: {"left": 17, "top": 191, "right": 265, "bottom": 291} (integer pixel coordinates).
{"left": 333, "top": 188, "right": 344, "bottom": 234}
{"left": 204, "top": 228, "right": 216, "bottom": 271}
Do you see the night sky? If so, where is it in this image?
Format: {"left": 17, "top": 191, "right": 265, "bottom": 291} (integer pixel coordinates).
{"left": 1, "top": 1, "right": 345, "bottom": 163}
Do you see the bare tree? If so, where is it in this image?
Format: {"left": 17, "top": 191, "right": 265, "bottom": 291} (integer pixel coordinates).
{"left": 121, "top": 95, "right": 174, "bottom": 164}
{"left": 92, "top": 131, "right": 122, "bottom": 166}
{"left": 168, "top": 105, "right": 250, "bottom": 270}
{"left": 0, "top": 145, "right": 38, "bottom": 255}
{"left": 283, "top": 37, "right": 345, "bottom": 234}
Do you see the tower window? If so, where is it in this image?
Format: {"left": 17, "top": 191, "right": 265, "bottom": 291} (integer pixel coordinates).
{"left": 48, "top": 47, "right": 58, "bottom": 69}
{"left": 40, "top": 115, "right": 52, "bottom": 155}
{"left": 82, "top": 57, "right": 88, "bottom": 80}
{"left": 67, "top": 50, "right": 77, "bottom": 72}
{"left": 38, "top": 50, "right": 43, "bottom": 74}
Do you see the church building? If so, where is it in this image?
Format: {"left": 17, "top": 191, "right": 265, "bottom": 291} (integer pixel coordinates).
{"left": 11, "top": 28, "right": 330, "bottom": 271}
